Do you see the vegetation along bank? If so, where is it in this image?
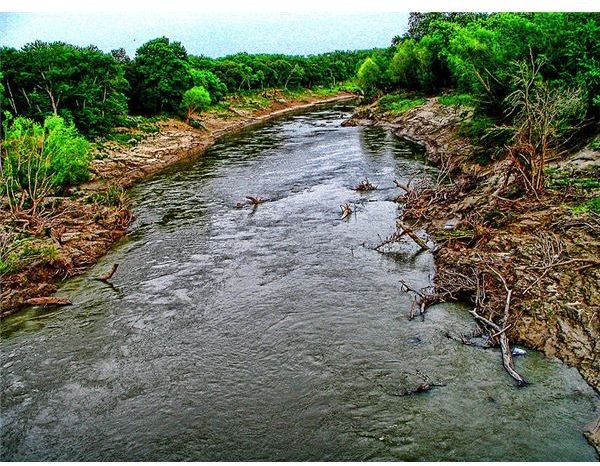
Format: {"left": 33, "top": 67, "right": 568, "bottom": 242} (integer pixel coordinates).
{"left": 345, "top": 12, "right": 599, "bottom": 434}
{"left": 1, "top": 35, "right": 365, "bottom": 315}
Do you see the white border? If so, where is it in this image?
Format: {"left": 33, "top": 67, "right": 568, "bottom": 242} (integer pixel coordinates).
{"left": 0, "top": 0, "right": 599, "bottom": 12}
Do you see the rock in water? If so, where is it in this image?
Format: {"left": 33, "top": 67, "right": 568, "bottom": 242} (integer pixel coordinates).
{"left": 511, "top": 347, "right": 527, "bottom": 356}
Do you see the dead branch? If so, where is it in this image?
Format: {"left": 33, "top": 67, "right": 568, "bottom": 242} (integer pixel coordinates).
{"left": 340, "top": 203, "right": 353, "bottom": 219}
{"left": 94, "top": 263, "right": 119, "bottom": 281}
{"left": 397, "top": 221, "right": 429, "bottom": 250}
{"left": 354, "top": 177, "right": 377, "bottom": 192}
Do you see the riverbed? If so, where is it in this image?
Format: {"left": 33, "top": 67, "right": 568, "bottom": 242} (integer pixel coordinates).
{"left": 1, "top": 103, "right": 598, "bottom": 461}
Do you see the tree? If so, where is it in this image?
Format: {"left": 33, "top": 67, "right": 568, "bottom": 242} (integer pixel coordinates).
{"left": 181, "top": 86, "right": 211, "bottom": 124}
{"left": 504, "top": 58, "right": 586, "bottom": 193}
{"left": 1, "top": 115, "right": 91, "bottom": 215}
{"left": 190, "top": 69, "right": 227, "bottom": 103}
{"left": 389, "top": 39, "right": 434, "bottom": 90}
{"left": 0, "top": 42, "right": 129, "bottom": 137}
{"left": 130, "top": 37, "right": 193, "bottom": 114}
{"left": 357, "top": 57, "right": 382, "bottom": 96}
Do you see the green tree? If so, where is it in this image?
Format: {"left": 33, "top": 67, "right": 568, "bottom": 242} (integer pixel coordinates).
{"left": 389, "top": 39, "right": 434, "bottom": 90}
{"left": 130, "top": 37, "right": 193, "bottom": 114}
{"left": 1, "top": 115, "right": 91, "bottom": 215}
{"left": 0, "top": 42, "right": 129, "bottom": 137}
{"left": 357, "top": 57, "right": 382, "bottom": 96}
{"left": 180, "top": 86, "right": 211, "bottom": 124}
{"left": 190, "top": 69, "right": 227, "bottom": 103}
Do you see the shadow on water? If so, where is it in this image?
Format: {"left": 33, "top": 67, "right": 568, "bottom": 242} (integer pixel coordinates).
{"left": 1, "top": 102, "right": 598, "bottom": 461}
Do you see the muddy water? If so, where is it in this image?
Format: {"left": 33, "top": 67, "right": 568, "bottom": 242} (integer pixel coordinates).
{"left": 1, "top": 104, "right": 598, "bottom": 461}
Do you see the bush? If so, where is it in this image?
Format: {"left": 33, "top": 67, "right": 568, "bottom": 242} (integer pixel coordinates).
{"left": 1, "top": 115, "right": 91, "bottom": 214}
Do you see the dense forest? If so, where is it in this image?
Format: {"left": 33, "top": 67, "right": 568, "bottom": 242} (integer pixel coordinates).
{"left": 1, "top": 40, "right": 370, "bottom": 137}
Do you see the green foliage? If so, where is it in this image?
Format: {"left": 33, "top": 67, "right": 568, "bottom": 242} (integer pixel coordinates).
{"left": 389, "top": 39, "right": 434, "bottom": 91}
{"left": 190, "top": 69, "right": 227, "bottom": 103}
{"left": 438, "top": 93, "right": 475, "bottom": 107}
{"left": 1, "top": 115, "right": 91, "bottom": 208}
{"left": 571, "top": 197, "right": 600, "bottom": 215}
{"left": 378, "top": 94, "right": 426, "bottom": 114}
{"left": 181, "top": 86, "right": 211, "bottom": 123}
{"left": 357, "top": 57, "right": 382, "bottom": 96}
{"left": 1, "top": 42, "right": 129, "bottom": 137}
{"left": 129, "top": 37, "right": 193, "bottom": 114}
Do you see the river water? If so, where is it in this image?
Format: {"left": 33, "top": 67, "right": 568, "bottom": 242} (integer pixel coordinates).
{"left": 1, "top": 103, "right": 598, "bottom": 461}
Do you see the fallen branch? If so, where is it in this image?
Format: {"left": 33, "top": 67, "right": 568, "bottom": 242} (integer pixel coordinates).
{"left": 25, "top": 296, "right": 72, "bottom": 306}
{"left": 397, "top": 221, "right": 429, "bottom": 250}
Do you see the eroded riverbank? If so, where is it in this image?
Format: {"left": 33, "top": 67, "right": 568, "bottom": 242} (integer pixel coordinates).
{"left": 345, "top": 97, "right": 599, "bottom": 413}
{"left": 0, "top": 91, "right": 355, "bottom": 316}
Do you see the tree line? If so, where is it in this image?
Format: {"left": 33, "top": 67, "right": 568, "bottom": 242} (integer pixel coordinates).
{"left": 354, "top": 12, "right": 599, "bottom": 191}
{"left": 1, "top": 38, "right": 373, "bottom": 138}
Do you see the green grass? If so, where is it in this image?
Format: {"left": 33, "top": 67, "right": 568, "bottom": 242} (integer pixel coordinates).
{"left": 546, "top": 168, "right": 600, "bottom": 190}
{"left": 378, "top": 94, "right": 427, "bottom": 114}
{"left": 438, "top": 93, "right": 476, "bottom": 107}
{"left": 571, "top": 197, "right": 600, "bottom": 215}
{"left": 590, "top": 136, "right": 600, "bottom": 151}
{"left": 0, "top": 235, "right": 59, "bottom": 275}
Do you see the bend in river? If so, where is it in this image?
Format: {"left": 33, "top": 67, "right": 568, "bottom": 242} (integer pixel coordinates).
{"left": 1, "top": 103, "right": 598, "bottom": 461}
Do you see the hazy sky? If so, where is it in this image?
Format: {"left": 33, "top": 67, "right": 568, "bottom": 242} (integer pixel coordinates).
{"left": 0, "top": 12, "right": 409, "bottom": 57}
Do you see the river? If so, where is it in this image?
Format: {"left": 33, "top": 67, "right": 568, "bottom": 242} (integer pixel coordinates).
{"left": 1, "top": 103, "right": 598, "bottom": 461}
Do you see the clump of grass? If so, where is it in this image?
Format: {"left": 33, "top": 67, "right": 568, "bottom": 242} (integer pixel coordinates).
{"left": 438, "top": 93, "right": 475, "bottom": 107}
{"left": 86, "top": 184, "right": 127, "bottom": 207}
{"left": 0, "top": 232, "right": 59, "bottom": 275}
{"left": 571, "top": 197, "right": 600, "bottom": 215}
{"left": 545, "top": 168, "right": 600, "bottom": 190}
{"left": 378, "top": 94, "right": 426, "bottom": 114}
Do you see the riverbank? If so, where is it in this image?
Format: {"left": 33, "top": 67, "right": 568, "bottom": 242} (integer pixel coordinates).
{"left": 345, "top": 98, "right": 599, "bottom": 395}
{"left": 0, "top": 89, "right": 356, "bottom": 317}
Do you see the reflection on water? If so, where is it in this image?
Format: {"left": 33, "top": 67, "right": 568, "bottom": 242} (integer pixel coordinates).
{"left": 1, "top": 104, "right": 598, "bottom": 461}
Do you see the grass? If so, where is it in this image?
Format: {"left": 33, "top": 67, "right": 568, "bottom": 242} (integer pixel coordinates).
{"left": 86, "top": 184, "right": 127, "bottom": 207}
{"left": 438, "top": 93, "right": 476, "bottom": 107}
{"left": 546, "top": 168, "right": 600, "bottom": 190}
{"left": 378, "top": 94, "right": 427, "bottom": 114}
{"left": 571, "top": 197, "right": 600, "bottom": 215}
{"left": 0, "top": 233, "right": 59, "bottom": 275}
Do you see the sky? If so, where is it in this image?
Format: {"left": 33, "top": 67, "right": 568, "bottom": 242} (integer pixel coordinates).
{"left": 0, "top": 12, "right": 409, "bottom": 58}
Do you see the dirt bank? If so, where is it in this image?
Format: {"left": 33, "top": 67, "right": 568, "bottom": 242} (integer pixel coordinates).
{"left": 345, "top": 98, "right": 599, "bottom": 395}
{"left": 0, "top": 91, "right": 355, "bottom": 317}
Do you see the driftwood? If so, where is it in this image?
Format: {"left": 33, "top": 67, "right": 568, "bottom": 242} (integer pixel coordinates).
{"left": 354, "top": 177, "right": 377, "bottom": 192}
{"left": 340, "top": 203, "right": 353, "bottom": 219}
{"left": 397, "top": 221, "right": 429, "bottom": 250}
{"left": 396, "top": 370, "right": 446, "bottom": 396}
{"left": 470, "top": 268, "right": 527, "bottom": 386}
{"left": 373, "top": 221, "right": 430, "bottom": 252}
{"left": 25, "top": 296, "right": 72, "bottom": 306}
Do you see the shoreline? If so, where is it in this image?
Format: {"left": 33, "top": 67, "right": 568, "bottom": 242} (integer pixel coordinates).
{"left": 345, "top": 98, "right": 599, "bottom": 394}
{"left": 0, "top": 91, "right": 357, "bottom": 318}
